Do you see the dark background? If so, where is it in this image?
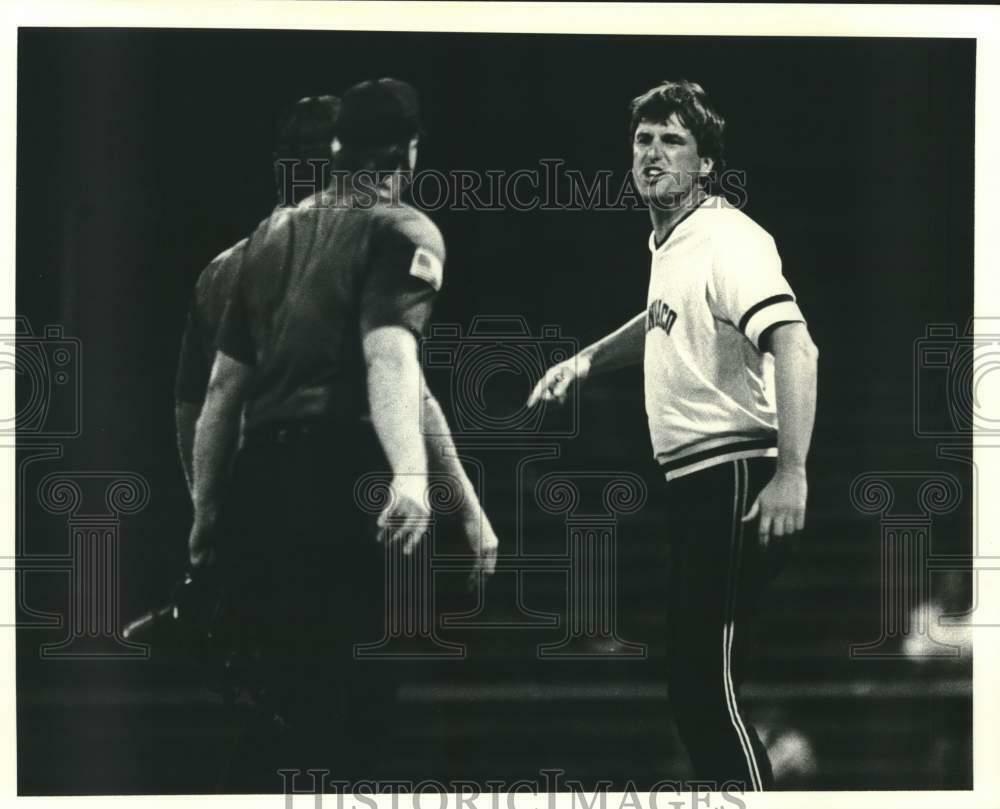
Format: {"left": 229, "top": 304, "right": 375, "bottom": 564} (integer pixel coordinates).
{"left": 15, "top": 29, "right": 974, "bottom": 793}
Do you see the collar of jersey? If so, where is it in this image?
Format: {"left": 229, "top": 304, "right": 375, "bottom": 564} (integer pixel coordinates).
{"left": 648, "top": 194, "right": 715, "bottom": 253}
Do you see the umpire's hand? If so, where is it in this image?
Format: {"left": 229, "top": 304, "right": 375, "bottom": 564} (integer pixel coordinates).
{"left": 462, "top": 508, "right": 499, "bottom": 593}
{"left": 378, "top": 476, "right": 432, "bottom": 555}
{"left": 188, "top": 507, "right": 219, "bottom": 569}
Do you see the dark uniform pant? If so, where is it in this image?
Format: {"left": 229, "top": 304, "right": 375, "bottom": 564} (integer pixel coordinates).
{"left": 662, "top": 456, "right": 783, "bottom": 791}
{"left": 215, "top": 420, "right": 394, "bottom": 792}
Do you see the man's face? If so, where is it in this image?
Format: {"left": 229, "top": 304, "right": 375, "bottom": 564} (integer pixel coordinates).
{"left": 632, "top": 113, "right": 713, "bottom": 206}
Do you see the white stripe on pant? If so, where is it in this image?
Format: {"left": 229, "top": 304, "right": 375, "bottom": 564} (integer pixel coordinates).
{"left": 722, "top": 458, "right": 763, "bottom": 791}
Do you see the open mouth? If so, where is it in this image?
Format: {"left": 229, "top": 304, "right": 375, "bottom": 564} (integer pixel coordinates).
{"left": 643, "top": 167, "right": 666, "bottom": 180}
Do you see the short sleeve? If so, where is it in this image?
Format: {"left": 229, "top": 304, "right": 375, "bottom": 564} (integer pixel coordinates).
{"left": 360, "top": 212, "right": 445, "bottom": 339}
{"left": 174, "top": 302, "right": 210, "bottom": 404}
{"left": 708, "top": 228, "right": 804, "bottom": 351}
{"left": 215, "top": 271, "right": 257, "bottom": 365}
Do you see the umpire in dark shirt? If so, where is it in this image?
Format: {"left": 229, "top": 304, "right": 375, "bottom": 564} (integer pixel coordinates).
{"left": 174, "top": 95, "right": 342, "bottom": 490}
{"left": 187, "top": 78, "right": 496, "bottom": 790}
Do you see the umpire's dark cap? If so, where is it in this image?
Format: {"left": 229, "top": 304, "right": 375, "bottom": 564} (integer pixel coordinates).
{"left": 337, "top": 78, "right": 421, "bottom": 148}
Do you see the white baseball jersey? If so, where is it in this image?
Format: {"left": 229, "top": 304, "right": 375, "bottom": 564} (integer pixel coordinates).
{"left": 644, "top": 197, "right": 805, "bottom": 480}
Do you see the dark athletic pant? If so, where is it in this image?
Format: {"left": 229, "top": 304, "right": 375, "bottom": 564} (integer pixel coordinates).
{"left": 214, "top": 420, "right": 395, "bottom": 792}
{"left": 661, "top": 456, "right": 784, "bottom": 792}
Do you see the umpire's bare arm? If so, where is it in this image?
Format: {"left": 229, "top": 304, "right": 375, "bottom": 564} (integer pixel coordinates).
{"left": 187, "top": 350, "right": 253, "bottom": 568}
{"left": 364, "top": 325, "right": 432, "bottom": 555}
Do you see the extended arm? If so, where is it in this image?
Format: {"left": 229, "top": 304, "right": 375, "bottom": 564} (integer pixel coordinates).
{"left": 527, "top": 311, "right": 645, "bottom": 406}
{"left": 743, "top": 322, "right": 819, "bottom": 544}
{"left": 580, "top": 310, "right": 647, "bottom": 375}
{"left": 421, "top": 386, "right": 498, "bottom": 579}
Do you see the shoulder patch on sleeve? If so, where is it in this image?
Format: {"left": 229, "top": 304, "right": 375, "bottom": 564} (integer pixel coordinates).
{"left": 409, "top": 246, "right": 443, "bottom": 291}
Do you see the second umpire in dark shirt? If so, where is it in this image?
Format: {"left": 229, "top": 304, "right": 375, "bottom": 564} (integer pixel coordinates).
{"left": 187, "top": 79, "right": 496, "bottom": 789}
{"left": 174, "top": 95, "right": 342, "bottom": 490}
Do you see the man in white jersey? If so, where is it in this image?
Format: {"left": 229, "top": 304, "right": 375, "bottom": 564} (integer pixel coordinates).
{"left": 528, "top": 80, "right": 819, "bottom": 791}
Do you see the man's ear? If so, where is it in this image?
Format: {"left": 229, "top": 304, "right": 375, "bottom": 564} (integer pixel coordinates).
{"left": 701, "top": 155, "right": 715, "bottom": 176}
{"left": 407, "top": 136, "right": 419, "bottom": 172}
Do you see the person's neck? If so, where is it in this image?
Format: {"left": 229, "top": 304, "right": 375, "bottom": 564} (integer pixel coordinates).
{"left": 322, "top": 169, "right": 406, "bottom": 202}
{"left": 649, "top": 186, "right": 708, "bottom": 248}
